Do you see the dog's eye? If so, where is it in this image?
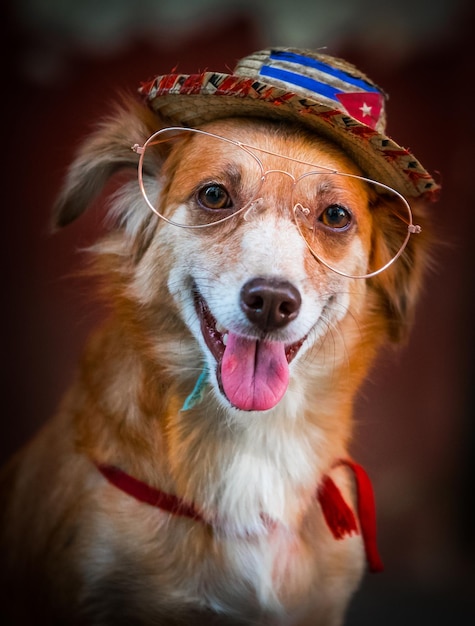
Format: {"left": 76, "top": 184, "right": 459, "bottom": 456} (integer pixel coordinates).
{"left": 197, "top": 184, "right": 232, "bottom": 210}
{"left": 320, "top": 205, "right": 352, "bottom": 229}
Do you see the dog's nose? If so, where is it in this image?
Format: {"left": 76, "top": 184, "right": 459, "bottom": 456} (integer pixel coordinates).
{"left": 240, "top": 278, "right": 301, "bottom": 332}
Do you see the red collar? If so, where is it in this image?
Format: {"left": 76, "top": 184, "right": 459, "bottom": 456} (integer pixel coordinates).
{"left": 96, "top": 458, "right": 383, "bottom": 573}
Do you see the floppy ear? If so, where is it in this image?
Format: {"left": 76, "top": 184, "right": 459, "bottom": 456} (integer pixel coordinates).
{"left": 370, "top": 197, "right": 433, "bottom": 343}
{"left": 51, "top": 94, "right": 164, "bottom": 229}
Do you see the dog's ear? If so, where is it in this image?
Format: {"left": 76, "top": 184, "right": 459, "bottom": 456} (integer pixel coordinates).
{"left": 370, "top": 197, "right": 433, "bottom": 343}
{"left": 51, "top": 94, "right": 164, "bottom": 230}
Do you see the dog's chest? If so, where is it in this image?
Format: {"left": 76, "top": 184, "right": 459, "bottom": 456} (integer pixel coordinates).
{"left": 83, "top": 496, "right": 360, "bottom": 623}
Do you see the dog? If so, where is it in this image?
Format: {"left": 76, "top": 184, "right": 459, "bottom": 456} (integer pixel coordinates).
{"left": 0, "top": 48, "right": 438, "bottom": 625}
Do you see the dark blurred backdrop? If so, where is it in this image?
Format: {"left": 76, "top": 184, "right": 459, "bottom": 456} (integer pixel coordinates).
{"left": 3, "top": 0, "right": 474, "bottom": 623}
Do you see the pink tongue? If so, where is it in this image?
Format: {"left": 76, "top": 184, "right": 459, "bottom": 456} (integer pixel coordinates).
{"left": 221, "top": 333, "right": 289, "bottom": 411}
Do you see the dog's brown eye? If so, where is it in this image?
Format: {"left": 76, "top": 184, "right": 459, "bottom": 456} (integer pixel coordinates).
{"left": 320, "top": 205, "right": 352, "bottom": 229}
{"left": 197, "top": 184, "right": 232, "bottom": 210}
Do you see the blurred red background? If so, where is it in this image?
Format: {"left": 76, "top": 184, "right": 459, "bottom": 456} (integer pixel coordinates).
{"left": 3, "top": 1, "right": 474, "bottom": 623}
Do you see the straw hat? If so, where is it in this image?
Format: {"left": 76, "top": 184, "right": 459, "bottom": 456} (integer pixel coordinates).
{"left": 139, "top": 48, "right": 439, "bottom": 200}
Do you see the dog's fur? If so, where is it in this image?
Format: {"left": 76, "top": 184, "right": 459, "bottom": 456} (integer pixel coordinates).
{"left": 0, "top": 97, "right": 431, "bottom": 625}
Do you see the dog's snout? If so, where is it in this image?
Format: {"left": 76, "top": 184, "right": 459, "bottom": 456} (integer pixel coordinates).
{"left": 240, "top": 278, "right": 301, "bottom": 332}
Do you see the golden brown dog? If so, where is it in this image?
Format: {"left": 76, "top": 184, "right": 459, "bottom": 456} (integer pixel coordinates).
{"left": 0, "top": 48, "right": 437, "bottom": 626}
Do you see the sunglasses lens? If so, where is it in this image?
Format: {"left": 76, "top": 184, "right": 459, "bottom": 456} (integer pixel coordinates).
{"left": 293, "top": 174, "right": 412, "bottom": 278}
{"left": 139, "top": 128, "right": 263, "bottom": 227}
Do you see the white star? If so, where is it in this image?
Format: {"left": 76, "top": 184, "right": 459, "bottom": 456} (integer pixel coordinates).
{"left": 359, "top": 102, "right": 372, "bottom": 117}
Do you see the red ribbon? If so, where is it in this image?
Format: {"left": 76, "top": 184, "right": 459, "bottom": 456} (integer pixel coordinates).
{"left": 96, "top": 463, "right": 204, "bottom": 522}
{"left": 97, "top": 457, "right": 383, "bottom": 572}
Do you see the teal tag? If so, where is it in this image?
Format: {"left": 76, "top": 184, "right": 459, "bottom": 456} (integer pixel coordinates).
{"left": 181, "top": 366, "right": 209, "bottom": 411}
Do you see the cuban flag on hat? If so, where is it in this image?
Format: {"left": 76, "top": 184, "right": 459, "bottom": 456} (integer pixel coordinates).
{"left": 258, "top": 50, "right": 384, "bottom": 130}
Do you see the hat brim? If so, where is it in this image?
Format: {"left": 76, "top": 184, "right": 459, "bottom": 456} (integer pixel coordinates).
{"left": 140, "top": 72, "right": 439, "bottom": 200}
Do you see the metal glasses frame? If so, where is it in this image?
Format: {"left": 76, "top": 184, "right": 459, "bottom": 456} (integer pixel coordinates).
{"left": 132, "top": 127, "right": 421, "bottom": 279}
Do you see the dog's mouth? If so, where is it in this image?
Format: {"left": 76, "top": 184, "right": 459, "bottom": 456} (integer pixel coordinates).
{"left": 194, "top": 288, "right": 305, "bottom": 412}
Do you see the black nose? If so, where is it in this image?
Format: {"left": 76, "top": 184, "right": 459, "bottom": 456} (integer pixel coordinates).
{"left": 240, "top": 277, "right": 301, "bottom": 332}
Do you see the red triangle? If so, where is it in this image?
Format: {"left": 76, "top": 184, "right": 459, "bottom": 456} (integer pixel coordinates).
{"left": 336, "top": 92, "right": 384, "bottom": 130}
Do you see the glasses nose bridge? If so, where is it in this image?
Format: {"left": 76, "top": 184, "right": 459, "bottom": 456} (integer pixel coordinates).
{"left": 259, "top": 168, "right": 297, "bottom": 204}
{"left": 243, "top": 168, "right": 304, "bottom": 224}
{"left": 262, "top": 168, "right": 297, "bottom": 184}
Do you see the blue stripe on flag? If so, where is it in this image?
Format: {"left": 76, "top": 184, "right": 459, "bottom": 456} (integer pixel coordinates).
{"left": 268, "top": 50, "right": 380, "bottom": 94}
{"left": 259, "top": 66, "right": 341, "bottom": 101}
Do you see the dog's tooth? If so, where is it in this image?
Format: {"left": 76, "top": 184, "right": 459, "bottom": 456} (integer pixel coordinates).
{"left": 222, "top": 332, "right": 228, "bottom": 346}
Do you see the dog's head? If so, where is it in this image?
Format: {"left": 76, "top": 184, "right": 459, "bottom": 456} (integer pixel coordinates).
{"left": 52, "top": 96, "right": 432, "bottom": 416}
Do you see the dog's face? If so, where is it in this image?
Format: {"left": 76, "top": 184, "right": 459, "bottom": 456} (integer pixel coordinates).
{"left": 53, "top": 105, "right": 429, "bottom": 420}
{"left": 149, "top": 119, "right": 374, "bottom": 413}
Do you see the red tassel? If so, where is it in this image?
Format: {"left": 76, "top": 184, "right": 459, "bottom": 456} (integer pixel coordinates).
{"left": 317, "top": 474, "right": 358, "bottom": 540}
{"left": 317, "top": 460, "right": 384, "bottom": 573}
